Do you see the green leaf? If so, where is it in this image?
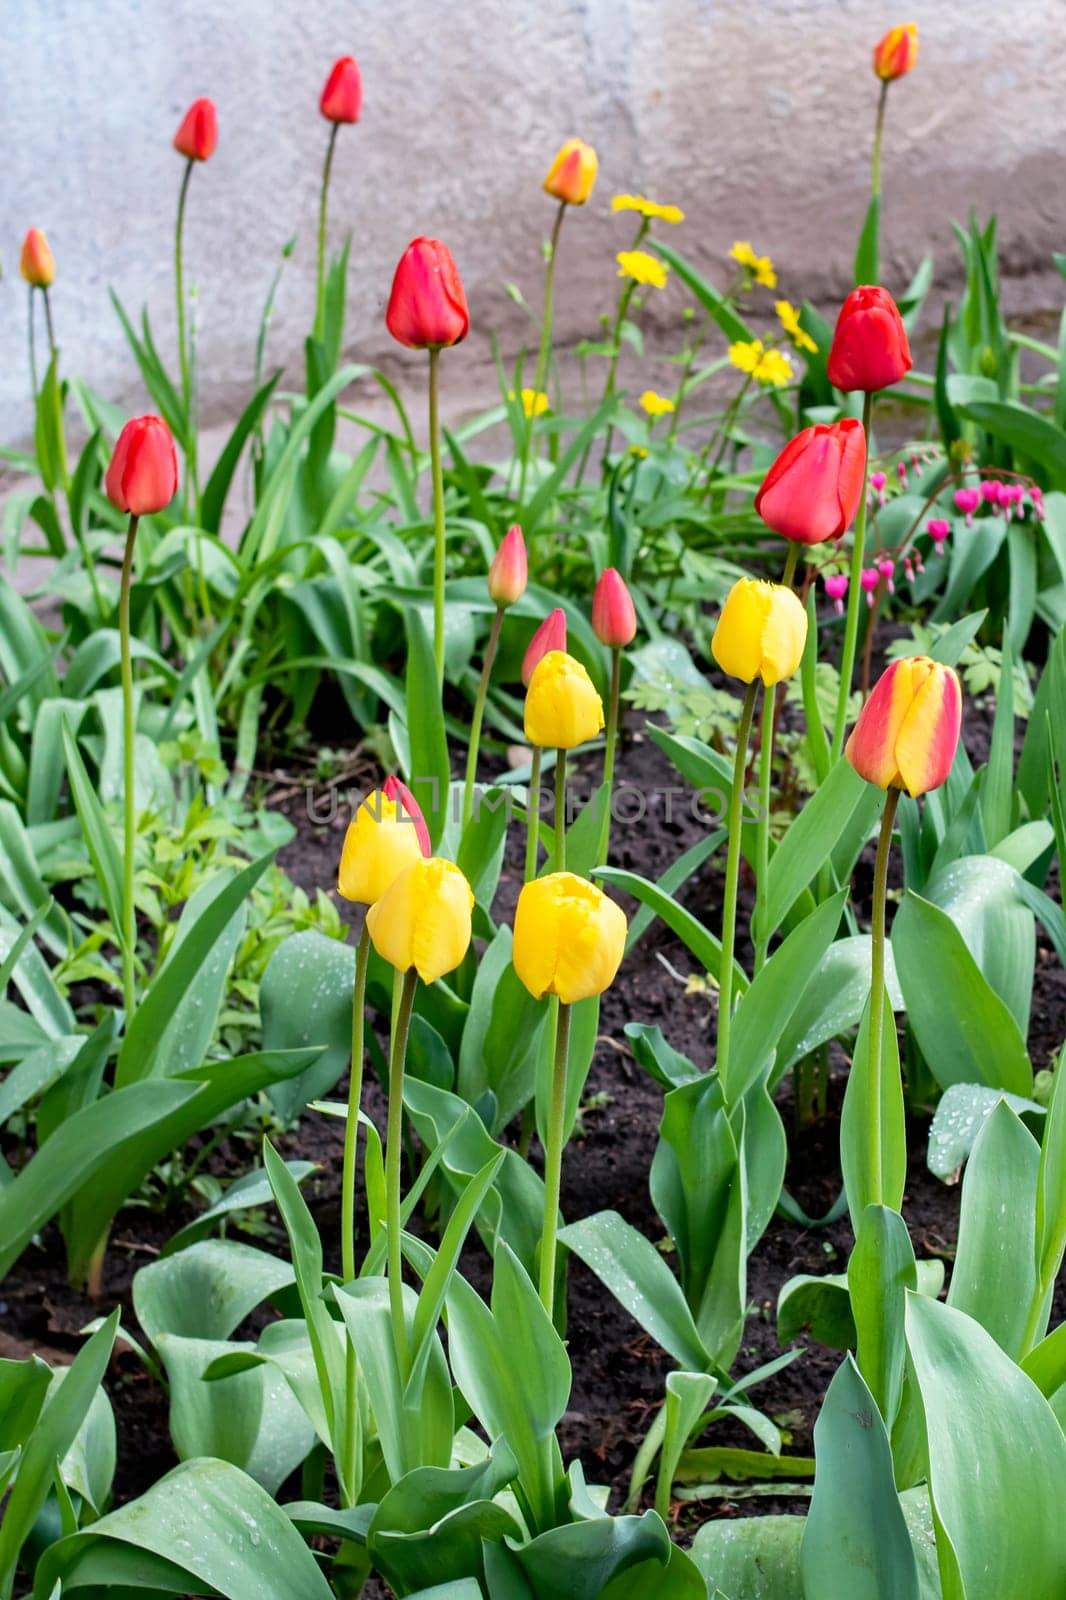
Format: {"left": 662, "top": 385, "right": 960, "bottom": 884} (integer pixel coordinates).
{"left": 509, "top": 1503, "right": 674, "bottom": 1600}
{"left": 853, "top": 192, "right": 881, "bottom": 286}
{"left": 692, "top": 1515, "right": 804, "bottom": 1600}
{"left": 656, "top": 1371, "right": 716, "bottom": 1519}
{"left": 404, "top": 607, "right": 451, "bottom": 849}
{"left": 774, "top": 936, "right": 903, "bottom": 1080}
{"left": 955, "top": 396, "right": 1066, "bottom": 489}
{"left": 559, "top": 1210, "right": 710, "bottom": 1373}
{"left": 905, "top": 1293, "right": 1066, "bottom": 1599}
{"left": 596, "top": 865, "right": 743, "bottom": 993}
{"left": 367, "top": 1442, "right": 521, "bottom": 1595}
{"left": 261, "top": 929, "right": 355, "bottom": 1121}
{"left": 926, "top": 1082, "right": 1043, "bottom": 1180}
{"left": 801, "top": 1355, "right": 919, "bottom": 1600}
{"left": 848, "top": 1205, "right": 921, "bottom": 1430}
{"left": 650, "top": 241, "right": 754, "bottom": 343}
{"left": 840, "top": 990, "right": 907, "bottom": 1234}
{"left": 201, "top": 372, "right": 281, "bottom": 533}
{"left": 758, "top": 761, "right": 869, "bottom": 940}
{"left": 133, "top": 1240, "right": 294, "bottom": 1345}
{"left": 60, "top": 718, "right": 126, "bottom": 963}
{"left": 162, "top": 1161, "right": 317, "bottom": 1256}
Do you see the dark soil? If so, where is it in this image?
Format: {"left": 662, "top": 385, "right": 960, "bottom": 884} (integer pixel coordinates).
{"left": 2, "top": 683, "right": 1064, "bottom": 1593}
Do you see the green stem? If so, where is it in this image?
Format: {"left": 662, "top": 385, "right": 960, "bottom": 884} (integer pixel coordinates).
{"left": 538, "top": 1000, "right": 572, "bottom": 1318}
{"left": 716, "top": 680, "right": 758, "bottom": 1099}
{"left": 315, "top": 124, "right": 340, "bottom": 343}
{"left": 525, "top": 746, "right": 543, "bottom": 881}
{"left": 754, "top": 546, "right": 799, "bottom": 969}
{"left": 462, "top": 607, "right": 504, "bottom": 830}
{"left": 867, "top": 787, "right": 900, "bottom": 1206}
{"left": 27, "top": 288, "right": 38, "bottom": 403}
{"left": 699, "top": 373, "right": 753, "bottom": 495}
{"left": 871, "top": 81, "right": 889, "bottom": 199}
{"left": 520, "top": 201, "right": 566, "bottom": 506}
{"left": 42, "top": 287, "right": 57, "bottom": 361}
{"left": 599, "top": 647, "right": 622, "bottom": 862}
{"left": 428, "top": 346, "right": 446, "bottom": 688}
{"left": 665, "top": 312, "right": 712, "bottom": 446}
{"left": 831, "top": 390, "right": 875, "bottom": 760}
{"left": 341, "top": 924, "right": 371, "bottom": 1282}
{"left": 554, "top": 747, "right": 567, "bottom": 871}
{"left": 175, "top": 159, "right": 194, "bottom": 413}
{"left": 119, "top": 514, "right": 140, "bottom": 1017}
{"left": 386, "top": 967, "right": 418, "bottom": 1380}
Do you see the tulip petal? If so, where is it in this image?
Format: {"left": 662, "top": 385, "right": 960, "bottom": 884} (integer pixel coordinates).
{"left": 712, "top": 581, "right": 769, "bottom": 684}
{"left": 846, "top": 658, "right": 914, "bottom": 788}
{"left": 760, "top": 587, "right": 808, "bottom": 684}
{"left": 895, "top": 664, "right": 961, "bottom": 797}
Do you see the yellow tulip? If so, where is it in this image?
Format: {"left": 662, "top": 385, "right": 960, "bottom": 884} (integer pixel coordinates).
{"left": 712, "top": 578, "right": 807, "bottom": 686}
{"left": 524, "top": 650, "right": 605, "bottom": 750}
{"left": 366, "top": 857, "right": 473, "bottom": 984}
{"left": 513, "top": 872, "right": 626, "bottom": 1004}
{"left": 544, "top": 138, "right": 598, "bottom": 206}
{"left": 337, "top": 786, "right": 428, "bottom": 906}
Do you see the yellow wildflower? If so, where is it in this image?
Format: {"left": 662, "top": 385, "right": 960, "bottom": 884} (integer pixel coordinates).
{"left": 775, "top": 300, "right": 817, "bottom": 354}
{"left": 640, "top": 389, "right": 675, "bottom": 417}
{"left": 616, "top": 250, "right": 669, "bottom": 289}
{"left": 612, "top": 194, "right": 685, "bottom": 225}
{"left": 753, "top": 348, "right": 793, "bottom": 387}
{"left": 629, "top": 445, "right": 649, "bottom": 458}
{"left": 729, "top": 240, "right": 777, "bottom": 289}
{"left": 728, "top": 338, "right": 764, "bottom": 375}
{"left": 508, "top": 388, "right": 550, "bottom": 418}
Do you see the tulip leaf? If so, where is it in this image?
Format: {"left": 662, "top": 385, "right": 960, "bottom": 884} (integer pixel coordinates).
{"left": 596, "top": 865, "right": 744, "bottom": 993}
{"left": 926, "top": 1081, "right": 1044, "bottom": 1180}
{"left": 691, "top": 1515, "right": 805, "bottom": 1599}
{"left": 404, "top": 606, "right": 451, "bottom": 850}
{"left": 261, "top": 929, "right": 356, "bottom": 1121}
{"left": 650, "top": 241, "right": 754, "bottom": 344}
{"left": 840, "top": 990, "right": 907, "bottom": 1235}
{"left": 853, "top": 193, "right": 881, "bottom": 287}
{"left": 905, "top": 1293, "right": 1066, "bottom": 1598}
{"left": 773, "top": 935, "right": 903, "bottom": 1081}
{"left": 757, "top": 759, "right": 871, "bottom": 941}
{"left": 800, "top": 1355, "right": 920, "bottom": 1600}
{"left": 60, "top": 718, "right": 126, "bottom": 967}
{"left": 847, "top": 1205, "right": 923, "bottom": 1431}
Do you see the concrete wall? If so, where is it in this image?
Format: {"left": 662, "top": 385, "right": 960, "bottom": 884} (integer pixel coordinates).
{"left": 2, "top": 0, "right": 1063, "bottom": 444}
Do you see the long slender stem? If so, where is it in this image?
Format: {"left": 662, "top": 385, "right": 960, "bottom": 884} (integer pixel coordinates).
{"left": 867, "top": 787, "right": 900, "bottom": 1205}
{"left": 315, "top": 124, "right": 340, "bottom": 344}
{"left": 119, "top": 514, "right": 140, "bottom": 1017}
{"left": 175, "top": 159, "right": 194, "bottom": 412}
{"left": 754, "top": 546, "right": 799, "bottom": 969}
{"left": 599, "top": 647, "right": 622, "bottom": 862}
{"left": 716, "top": 681, "right": 758, "bottom": 1099}
{"left": 462, "top": 607, "right": 504, "bottom": 830}
{"left": 520, "top": 201, "right": 566, "bottom": 506}
{"left": 554, "top": 747, "right": 567, "bottom": 871}
{"left": 341, "top": 924, "right": 372, "bottom": 1282}
{"left": 525, "top": 746, "right": 543, "bottom": 881}
{"left": 27, "top": 288, "right": 38, "bottom": 403}
{"left": 386, "top": 968, "right": 418, "bottom": 1380}
{"left": 428, "top": 346, "right": 446, "bottom": 688}
{"left": 871, "top": 81, "right": 890, "bottom": 199}
{"left": 831, "top": 390, "right": 875, "bottom": 760}
{"left": 42, "top": 287, "right": 57, "bottom": 361}
{"left": 539, "top": 1000, "right": 572, "bottom": 1318}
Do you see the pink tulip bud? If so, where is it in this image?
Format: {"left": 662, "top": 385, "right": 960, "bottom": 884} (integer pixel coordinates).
{"left": 824, "top": 572, "right": 848, "bottom": 615}
{"left": 522, "top": 608, "right": 567, "bottom": 687}
{"left": 487, "top": 525, "right": 528, "bottom": 608}
{"left": 927, "top": 517, "right": 951, "bottom": 555}
{"left": 592, "top": 568, "right": 637, "bottom": 648}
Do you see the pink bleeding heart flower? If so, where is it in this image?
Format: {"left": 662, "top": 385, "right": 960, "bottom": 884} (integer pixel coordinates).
{"left": 954, "top": 487, "right": 980, "bottom": 526}
{"left": 878, "top": 557, "right": 896, "bottom": 593}
{"left": 824, "top": 573, "right": 849, "bottom": 615}
{"left": 927, "top": 516, "right": 951, "bottom": 555}
{"left": 861, "top": 566, "right": 881, "bottom": 605}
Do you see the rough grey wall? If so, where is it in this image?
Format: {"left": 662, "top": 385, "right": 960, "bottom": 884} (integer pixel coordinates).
{"left": 2, "top": 0, "right": 1063, "bottom": 443}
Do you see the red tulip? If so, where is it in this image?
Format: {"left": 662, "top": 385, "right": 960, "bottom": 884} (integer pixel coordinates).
{"left": 173, "top": 98, "right": 218, "bottom": 162}
{"left": 386, "top": 238, "right": 469, "bottom": 351}
{"left": 488, "top": 525, "right": 528, "bottom": 608}
{"left": 105, "top": 416, "right": 178, "bottom": 516}
{"left": 873, "top": 23, "right": 918, "bottom": 81}
{"left": 827, "top": 285, "right": 912, "bottom": 393}
{"left": 320, "top": 56, "right": 363, "bottom": 123}
{"left": 20, "top": 228, "right": 55, "bottom": 289}
{"left": 846, "top": 656, "right": 961, "bottom": 797}
{"left": 755, "top": 420, "right": 867, "bottom": 545}
{"left": 592, "top": 569, "right": 637, "bottom": 648}
{"left": 382, "top": 774, "right": 431, "bottom": 857}
{"left": 522, "top": 608, "right": 567, "bottom": 687}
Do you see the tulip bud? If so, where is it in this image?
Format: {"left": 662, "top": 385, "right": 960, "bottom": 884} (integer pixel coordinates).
{"left": 513, "top": 871, "right": 626, "bottom": 1004}
{"left": 20, "top": 229, "right": 55, "bottom": 289}
{"left": 592, "top": 568, "right": 637, "bottom": 648}
{"left": 873, "top": 23, "right": 918, "bottom": 81}
{"left": 524, "top": 650, "right": 605, "bottom": 750}
{"left": 543, "top": 138, "right": 598, "bottom": 207}
{"left": 712, "top": 579, "right": 807, "bottom": 686}
{"left": 105, "top": 416, "right": 179, "bottom": 516}
{"left": 846, "top": 656, "right": 961, "bottom": 797}
{"left": 338, "top": 782, "right": 430, "bottom": 906}
{"left": 366, "top": 857, "right": 473, "bottom": 983}
{"left": 173, "top": 98, "right": 218, "bottom": 162}
{"left": 754, "top": 420, "right": 867, "bottom": 545}
{"left": 320, "top": 55, "right": 363, "bottom": 123}
{"left": 386, "top": 237, "right": 469, "bottom": 351}
{"left": 827, "top": 286, "right": 912, "bottom": 393}
{"left": 522, "top": 608, "right": 567, "bottom": 687}
{"left": 487, "top": 525, "right": 528, "bottom": 608}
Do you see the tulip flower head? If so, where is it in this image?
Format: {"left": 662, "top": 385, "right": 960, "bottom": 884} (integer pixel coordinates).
{"left": 338, "top": 782, "right": 430, "bottom": 907}
{"left": 487, "top": 525, "right": 528, "bottom": 608}
{"left": 105, "top": 416, "right": 178, "bottom": 516}
{"left": 712, "top": 579, "right": 808, "bottom": 686}
{"left": 366, "top": 857, "right": 473, "bottom": 983}
{"left": 524, "top": 650, "right": 605, "bottom": 750}
{"left": 827, "top": 285, "right": 912, "bottom": 393}
{"left": 825, "top": 573, "right": 849, "bottom": 615}
{"left": 513, "top": 872, "right": 626, "bottom": 1004}
{"left": 755, "top": 420, "right": 867, "bottom": 546}
{"left": 592, "top": 568, "right": 637, "bottom": 649}
{"left": 173, "top": 98, "right": 218, "bottom": 162}
{"left": 873, "top": 23, "right": 919, "bottom": 81}
{"left": 20, "top": 228, "right": 55, "bottom": 288}
{"left": 544, "top": 138, "right": 598, "bottom": 207}
{"left": 386, "top": 237, "right": 469, "bottom": 350}
{"left": 846, "top": 656, "right": 961, "bottom": 798}
{"left": 522, "top": 608, "right": 567, "bottom": 687}
{"left": 320, "top": 55, "right": 362, "bottom": 123}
